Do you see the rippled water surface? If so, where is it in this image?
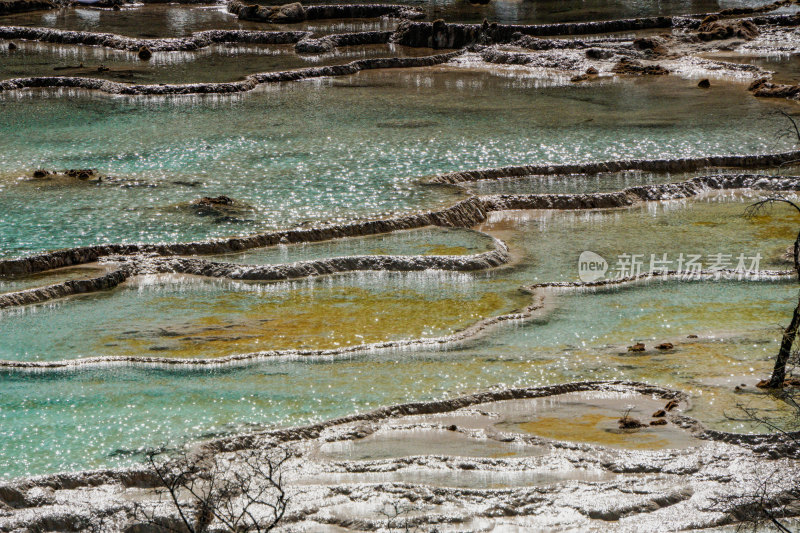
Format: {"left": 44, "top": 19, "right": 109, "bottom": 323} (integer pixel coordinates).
{"left": 0, "top": 72, "right": 793, "bottom": 257}
{"left": 2, "top": 1, "right": 800, "bottom": 485}
{"left": 0, "top": 41, "right": 441, "bottom": 84}
{"left": 1, "top": 1, "right": 778, "bottom": 33}
{"left": 0, "top": 279, "right": 793, "bottom": 478}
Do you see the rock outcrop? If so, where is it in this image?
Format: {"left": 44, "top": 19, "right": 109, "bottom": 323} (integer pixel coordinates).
{"left": 227, "top": 1, "right": 423, "bottom": 23}
{"left": 0, "top": 0, "right": 53, "bottom": 16}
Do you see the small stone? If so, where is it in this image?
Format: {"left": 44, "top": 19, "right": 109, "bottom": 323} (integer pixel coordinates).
{"left": 664, "top": 400, "right": 679, "bottom": 411}
{"left": 618, "top": 416, "right": 645, "bottom": 429}
{"left": 652, "top": 409, "right": 666, "bottom": 418}
{"left": 756, "top": 379, "right": 771, "bottom": 388}
{"left": 650, "top": 419, "right": 668, "bottom": 426}
{"left": 447, "top": 424, "right": 457, "bottom": 431}
{"left": 32, "top": 169, "right": 49, "bottom": 179}
{"left": 7, "top": 42, "right": 16, "bottom": 51}
{"left": 784, "top": 377, "right": 800, "bottom": 387}
{"left": 687, "top": 334, "right": 698, "bottom": 339}
{"left": 628, "top": 343, "right": 646, "bottom": 352}
{"left": 656, "top": 342, "right": 674, "bottom": 350}
{"left": 585, "top": 66, "right": 599, "bottom": 75}
{"left": 698, "top": 78, "right": 711, "bottom": 88}
{"left": 138, "top": 46, "right": 152, "bottom": 61}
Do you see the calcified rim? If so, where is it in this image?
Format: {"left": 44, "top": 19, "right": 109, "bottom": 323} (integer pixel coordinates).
{"left": 1, "top": 174, "right": 799, "bottom": 369}
{"left": 0, "top": 51, "right": 463, "bottom": 95}
{"left": 1, "top": 380, "right": 795, "bottom": 495}
{"left": 0, "top": 269, "right": 792, "bottom": 371}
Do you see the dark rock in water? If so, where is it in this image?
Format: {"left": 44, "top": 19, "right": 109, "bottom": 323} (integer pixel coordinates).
{"left": 0, "top": 0, "right": 54, "bottom": 16}
{"left": 28, "top": 168, "right": 105, "bottom": 183}
{"left": 656, "top": 342, "right": 674, "bottom": 350}
{"left": 447, "top": 424, "right": 457, "bottom": 431}
{"left": 652, "top": 409, "right": 666, "bottom": 418}
{"left": 748, "top": 77, "right": 769, "bottom": 91}
{"left": 612, "top": 58, "right": 669, "bottom": 76}
{"left": 66, "top": 169, "right": 96, "bottom": 180}
{"left": 618, "top": 416, "right": 645, "bottom": 429}
{"left": 697, "top": 78, "right": 711, "bottom": 88}
{"left": 649, "top": 419, "right": 668, "bottom": 426}
{"left": 470, "top": 0, "right": 490, "bottom": 4}
{"left": 697, "top": 18, "right": 759, "bottom": 41}
{"left": 392, "top": 20, "right": 486, "bottom": 49}
{"left": 112, "top": 4, "right": 120, "bottom": 9}
{"left": 187, "top": 195, "right": 254, "bottom": 219}
{"left": 195, "top": 195, "right": 234, "bottom": 206}
{"left": 628, "top": 342, "right": 646, "bottom": 352}
{"left": 7, "top": 41, "right": 17, "bottom": 51}
{"left": 750, "top": 80, "right": 800, "bottom": 100}
{"left": 664, "top": 400, "right": 679, "bottom": 411}
{"left": 687, "top": 334, "right": 699, "bottom": 339}
{"left": 172, "top": 180, "right": 202, "bottom": 187}
{"left": 632, "top": 36, "right": 668, "bottom": 55}
{"left": 137, "top": 46, "right": 152, "bottom": 60}
{"left": 232, "top": 2, "right": 306, "bottom": 23}
{"left": 571, "top": 67, "right": 599, "bottom": 83}
{"left": 585, "top": 48, "right": 613, "bottom": 60}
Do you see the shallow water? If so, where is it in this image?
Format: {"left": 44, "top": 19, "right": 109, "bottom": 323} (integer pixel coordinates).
{"left": 203, "top": 227, "right": 495, "bottom": 264}
{"left": 0, "top": 1, "right": 767, "bottom": 37}
{"left": 483, "top": 191, "right": 800, "bottom": 283}
{"left": 3, "top": 2, "right": 800, "bottom": 489}
{"left": 0, "top": 271, "right": 525, "bottom": 360}
{"left": 0, "top": 4, "right": 398, "bottom": 37}
{"left": 0, "top": 41, "right": 438, "bottom": 84}
{"left": 464, "top": 167, "right": 800, "bottom": 196}
{"left": 0, "top": 71, "right": 793, "bottom": 258}
{"left": 0, "top": 264, "right": 111, "bottom": 294}
{"left": 0, "top": 279, "right": 793, "bottom": 479}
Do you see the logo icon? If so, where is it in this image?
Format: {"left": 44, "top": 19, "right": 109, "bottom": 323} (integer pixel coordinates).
{"left": 578, "top": 251, "right": 607, "bottom": 282}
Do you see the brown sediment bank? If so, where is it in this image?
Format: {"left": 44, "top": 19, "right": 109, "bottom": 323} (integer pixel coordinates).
{"left": 0, "top": 26, "right": 311, "bottom": 52}
{"left": 294, "top": 30, "right": 392, "bottom": 54}
{"left": 0, "top": 0, "right": 52, "bottom": 16}
{"left": 428, "top": 150, "right": 800, "bottom": 184}
{"left": 227, "top": 1, "right": 423, "bottom": 23}
{"left": 0, "top": 266, "right": 132, "bottom": 309}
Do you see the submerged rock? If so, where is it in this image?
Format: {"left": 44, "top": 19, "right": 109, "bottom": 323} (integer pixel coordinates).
{"left": 618, "top": 415, "right": 645, "bottom": 429}
{"left": 571, "top": 67, "right": 599, "bottom": 83}
{"left": 186, "top": 196, "right": 254, "bottom": 220}
{"left": 137, "top": 46, "right": 152, "bottom": 61}
{"left": 611, "top": 58, "right": 669, "bottom": 76}
{"left": 7, "top": 41, "right": 17, "bottom": 51}
{"left": 697, "top": 17, "right": 759, "bottom": 41}
{"left": 698, "top": 78, "right": 711, "bottom": 88}
{"left": 0, "top": 0, "right": 53, "bottom": 16}
{"left": 28, "top": 168, "right": 103, "bottom": 183}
